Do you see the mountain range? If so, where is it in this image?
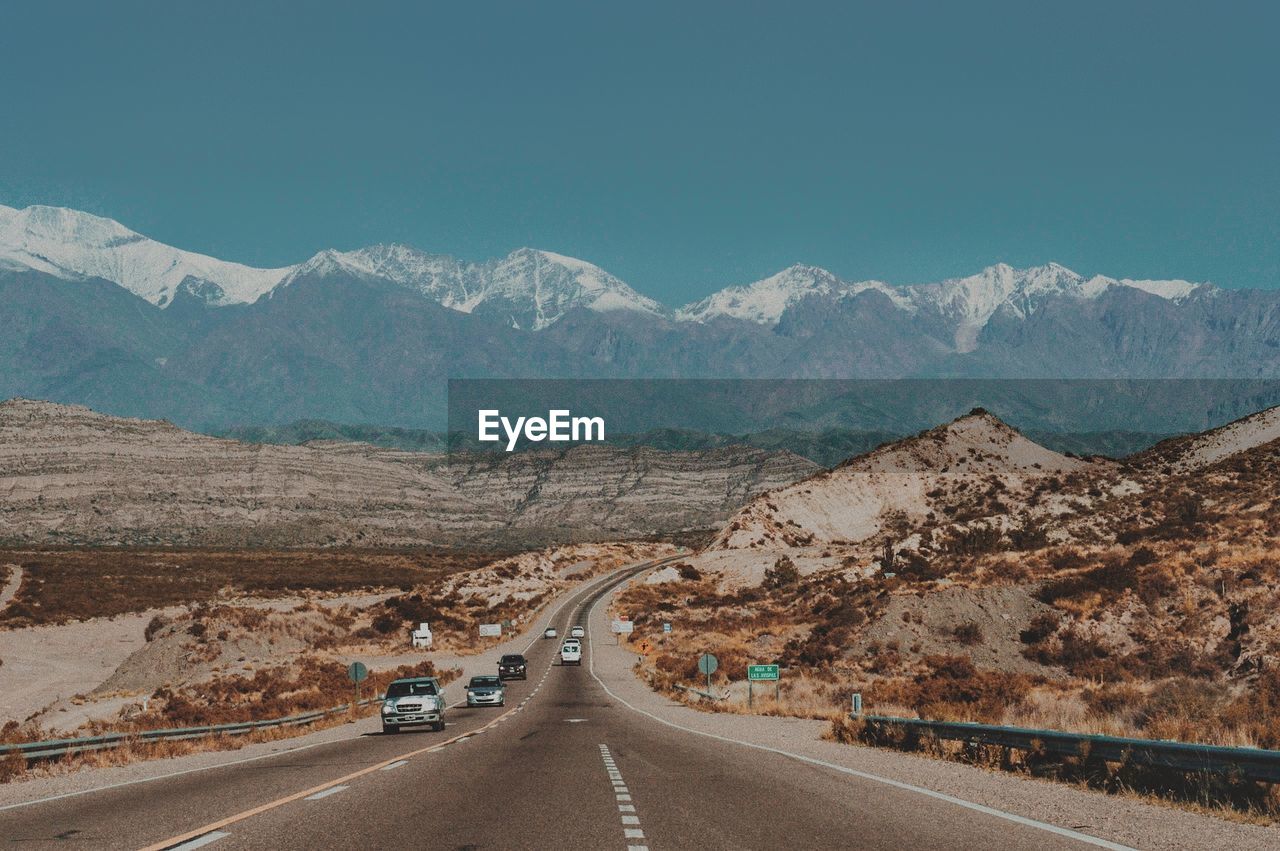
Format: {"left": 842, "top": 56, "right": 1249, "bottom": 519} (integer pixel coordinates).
{"left": 3, "top": 202, "right": 1279, "bottom": 430}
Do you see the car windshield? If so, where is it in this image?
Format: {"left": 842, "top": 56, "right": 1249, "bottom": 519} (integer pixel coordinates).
{"left": 501, "top": 655, "right": 525, "bottom": 664}
{"left": 469, "top": 676, "right": 501, "bottom": 688}
{"left": 386, "top": 681, "right": 437, "bottom": 698}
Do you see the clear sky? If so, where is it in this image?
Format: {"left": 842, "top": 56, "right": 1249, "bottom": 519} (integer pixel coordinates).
{"left": 1, "top": 1, "right": 1276, "bottom": 304}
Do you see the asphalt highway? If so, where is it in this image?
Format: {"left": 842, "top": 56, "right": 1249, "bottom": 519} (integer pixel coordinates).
{"left": 0, "top": 563, "right": 1118, "bottom": 850}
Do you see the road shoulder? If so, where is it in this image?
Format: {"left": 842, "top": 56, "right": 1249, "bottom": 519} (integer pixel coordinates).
{"left": 586, "top": 574, "right": 1280, "bottom": 851}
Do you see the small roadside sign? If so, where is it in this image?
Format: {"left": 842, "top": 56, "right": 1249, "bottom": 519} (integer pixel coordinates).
{"left": 747, "top": 661, "right": 781, "bottom": 707}
{"left": 611, "top": 620, "right": 634, "bottom": 634}
{"left": 662, "top": 622, "right": 672, "bottom": 634}
{"left": 479, "top": 623, "right": 502, "bottom": 637}
{"left": 697, "top": 652, "right": 718, "bottom": 694}
{"left": 347, "top": 661, "right": 368, "bottom": 706}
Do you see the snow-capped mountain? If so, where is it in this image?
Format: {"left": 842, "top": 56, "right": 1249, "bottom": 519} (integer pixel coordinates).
{"left": 0, "top": 200, "right": 1276, "bottom": 431}
{"left": 680, "top": 260, "right": 1206, "bottom": 353}
{"left": 0, "top": 204, "right": 291, "bottom": 307}
{"left": 676, "top": 264, "right": 913, "bottom": 324}
{"left": 0, "top": 204, "right": 665, "bottom": 329}
{"left": 283, "top": 244, "right": 667, "bottom": 330}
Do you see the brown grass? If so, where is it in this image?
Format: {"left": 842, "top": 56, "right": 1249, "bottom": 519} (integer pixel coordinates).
{"left": 0, "top": 656, "right": 461, "bottom": 784}
{"left": 0, "top": 548, "right": 501, "bottom": 626}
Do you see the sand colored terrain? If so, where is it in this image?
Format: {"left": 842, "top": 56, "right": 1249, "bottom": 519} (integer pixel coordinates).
{"left": 0, "top": 399, "right": 816, "bottom": 548}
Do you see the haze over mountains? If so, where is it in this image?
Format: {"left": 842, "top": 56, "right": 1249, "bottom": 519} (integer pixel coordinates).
{"left": 3, "top": 203, "right": 1280, "bottom": 430}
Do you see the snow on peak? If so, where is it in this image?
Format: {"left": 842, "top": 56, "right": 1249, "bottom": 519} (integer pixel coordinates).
{"left": 0, "top": 204, "right": 291, "bottom": 307}
{"left": 676, "top": 263, "right": 899, "bottom": 324}
{"left": 680, "top": 261, "right": 1210, "bottom": 351}
{"left": 0, "top": 201, "right": 1215, "bottom": 334}
{"left": 485, "top": 248, "right": 668, "bottom": 328}
{"left": 287, "top": 244, "right": 667, "bottom": 329}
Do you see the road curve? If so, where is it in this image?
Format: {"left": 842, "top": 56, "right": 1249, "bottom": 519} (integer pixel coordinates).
{"left": 1, "top": 561, "right": 1128, "bottom": 850}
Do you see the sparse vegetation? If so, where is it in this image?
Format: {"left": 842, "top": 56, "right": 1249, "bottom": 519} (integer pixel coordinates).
{"left": 761, "top": 555, "right": 801, "bottom": 589}
{"left": 0, "top": 549, "right": 498, "bottom": 626}
{"left": 0, "top": 657, "right": 461, "bottom": 784}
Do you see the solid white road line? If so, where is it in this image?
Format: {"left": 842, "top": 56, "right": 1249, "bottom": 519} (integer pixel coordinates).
{"left": 587, "top": 577, "right": 1135, "bottom": 851}
{"left": 167, "top": 832, "right": 231, "bottom": 850}
{"left": 304, "top": 785, "right": 348, "bottom": 801}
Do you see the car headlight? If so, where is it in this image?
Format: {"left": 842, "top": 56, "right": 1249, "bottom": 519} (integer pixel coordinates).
{"left": 382, "top": 700, "right": 395, "bottom": 714}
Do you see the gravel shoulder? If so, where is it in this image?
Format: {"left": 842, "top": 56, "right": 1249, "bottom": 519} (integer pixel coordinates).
{"left": 587, "top": 573, "right": 1280, "bottom": 851}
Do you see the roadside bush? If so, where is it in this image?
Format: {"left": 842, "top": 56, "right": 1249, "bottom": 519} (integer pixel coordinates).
{"left": 873, "top": 656, "right": 1034, "bottom": 723}
{"left": 144, "top": 615, "right": 170, "bottom": 642}
{"left": 952, "top": 622, "right": 983, "bottom": 646}
{"left": 1018, "top": 612, "right": 1059, "bottom": 644}
{"left": 942, "top": 524, "right": 1004, "bottom": 556}
{"left": 1008, "top": 521, "right": 1049, "bottom": 551}
{"left": 762, "top": 556, "right": 801, "bottom": 590}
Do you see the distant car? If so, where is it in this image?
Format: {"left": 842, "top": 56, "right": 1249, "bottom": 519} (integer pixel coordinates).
{"left": 570, "top": 626, "right": 585, "bottom": 639}
{"left": 544, "top": 627, "right": 558, "bottom": 639}
{"left": 498, "top": 653, "right": 528, "bottom": 680}
{"left": 560, "top": 641, "right": 582, "bottom": 666}
{"left": 466, "top": 675, "right": 506, "bottom": 707}
{"left": 381, "top": 676, "right": 446, "bottom": 734}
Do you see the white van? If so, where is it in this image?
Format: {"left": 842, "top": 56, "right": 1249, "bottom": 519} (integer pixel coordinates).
{"left": 560, "top": 640, "right": 582, "bottom": 666}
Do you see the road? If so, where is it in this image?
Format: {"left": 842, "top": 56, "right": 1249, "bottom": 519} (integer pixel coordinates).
{"left": 1, "top": 563, "right": 1122, "bottom": 850}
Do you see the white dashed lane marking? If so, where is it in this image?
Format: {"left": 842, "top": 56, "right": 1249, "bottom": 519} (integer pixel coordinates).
{"left": 304, "top": 785, "right": 348, "bottom": 801}
{"left": 600, "top": 744, "right": 648, "bottom": 850}
{"left": 167, "top": 832, "right": 230, "bottom": 850}
{"left": 380, "top": 760, "right": 408, "bottom": 771}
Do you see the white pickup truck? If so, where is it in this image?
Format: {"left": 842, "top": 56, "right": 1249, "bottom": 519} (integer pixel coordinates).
{"left": 381, "top": 676, "right": 446, "bottom": 733}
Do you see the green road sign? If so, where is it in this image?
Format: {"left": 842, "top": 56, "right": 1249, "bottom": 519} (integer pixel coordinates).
{"left": 747, "top": 664, "right": 779, "bottom": 681}
{"left": 347, "top": 661, "right": 368, "bottom": 683}
{"left": 697, "top": 653, "right": 718, "bottom": 675}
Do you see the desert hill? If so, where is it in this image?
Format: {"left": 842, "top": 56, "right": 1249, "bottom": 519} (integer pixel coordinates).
{"left": 624, "top": 402, "right": 1280, "bottom": 755}
{"left": 711, "top": 409, "right": 1099, "bottom": 553}
{"left": 0, "top": 399, "right": 818, "bottom": 547}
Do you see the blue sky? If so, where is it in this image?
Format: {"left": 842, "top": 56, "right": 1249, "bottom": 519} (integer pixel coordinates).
{"left": 1, "top": 1, "right": 1276, "bottom": 304}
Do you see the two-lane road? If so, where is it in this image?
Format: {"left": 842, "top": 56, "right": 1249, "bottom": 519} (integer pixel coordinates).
{"left": 2, "top": 563, "right": 1123, "bottom": 850}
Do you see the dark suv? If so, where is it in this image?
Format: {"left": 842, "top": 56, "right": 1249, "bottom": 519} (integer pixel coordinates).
{"left": 498, "top": 653, "right": 528, "bottom": 680}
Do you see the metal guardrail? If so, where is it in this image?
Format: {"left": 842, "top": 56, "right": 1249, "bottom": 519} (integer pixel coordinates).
{"left": 0, "top": 698, "right": 378, "bottom": 763}
{"left": 674, "top": 684, "right": 725, "bottom": 701}
{"left": 856, "top": 714, "right": 1280, "bottom": 783}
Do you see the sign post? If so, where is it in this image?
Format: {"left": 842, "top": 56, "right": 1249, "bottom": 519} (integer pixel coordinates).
{"left": 347, "top": 661, "right": 368, "bottom": 708}
{"left": 697, "top": 653, "right": 718, "bottom": 696}
{"left": 747, "top": 664, "right": 780, "bottom": 708}
{"left": 611, "top": 619, "right": 634, "bottom": 644}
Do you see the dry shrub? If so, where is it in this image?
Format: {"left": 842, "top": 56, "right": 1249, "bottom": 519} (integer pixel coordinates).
{"left": 870, "top": 656, "right": 1035, "bottom": 723}
{"left": 143, "top": 615, "right": 169, "bottom": 641}
{"left": 952, "top": 622, "right": 983, "bottom": 646}
{"left": 0, "top": 548, "right": 498, "bottom": 626}
{"left": 762, "top": 555, "right": 800, "bottom": 589}
{"left": 1019, "top": 611, "right": 1059, "bottom": 644}
{"left": 1220, "top": 669, "right": 1280, "bottom": 749}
